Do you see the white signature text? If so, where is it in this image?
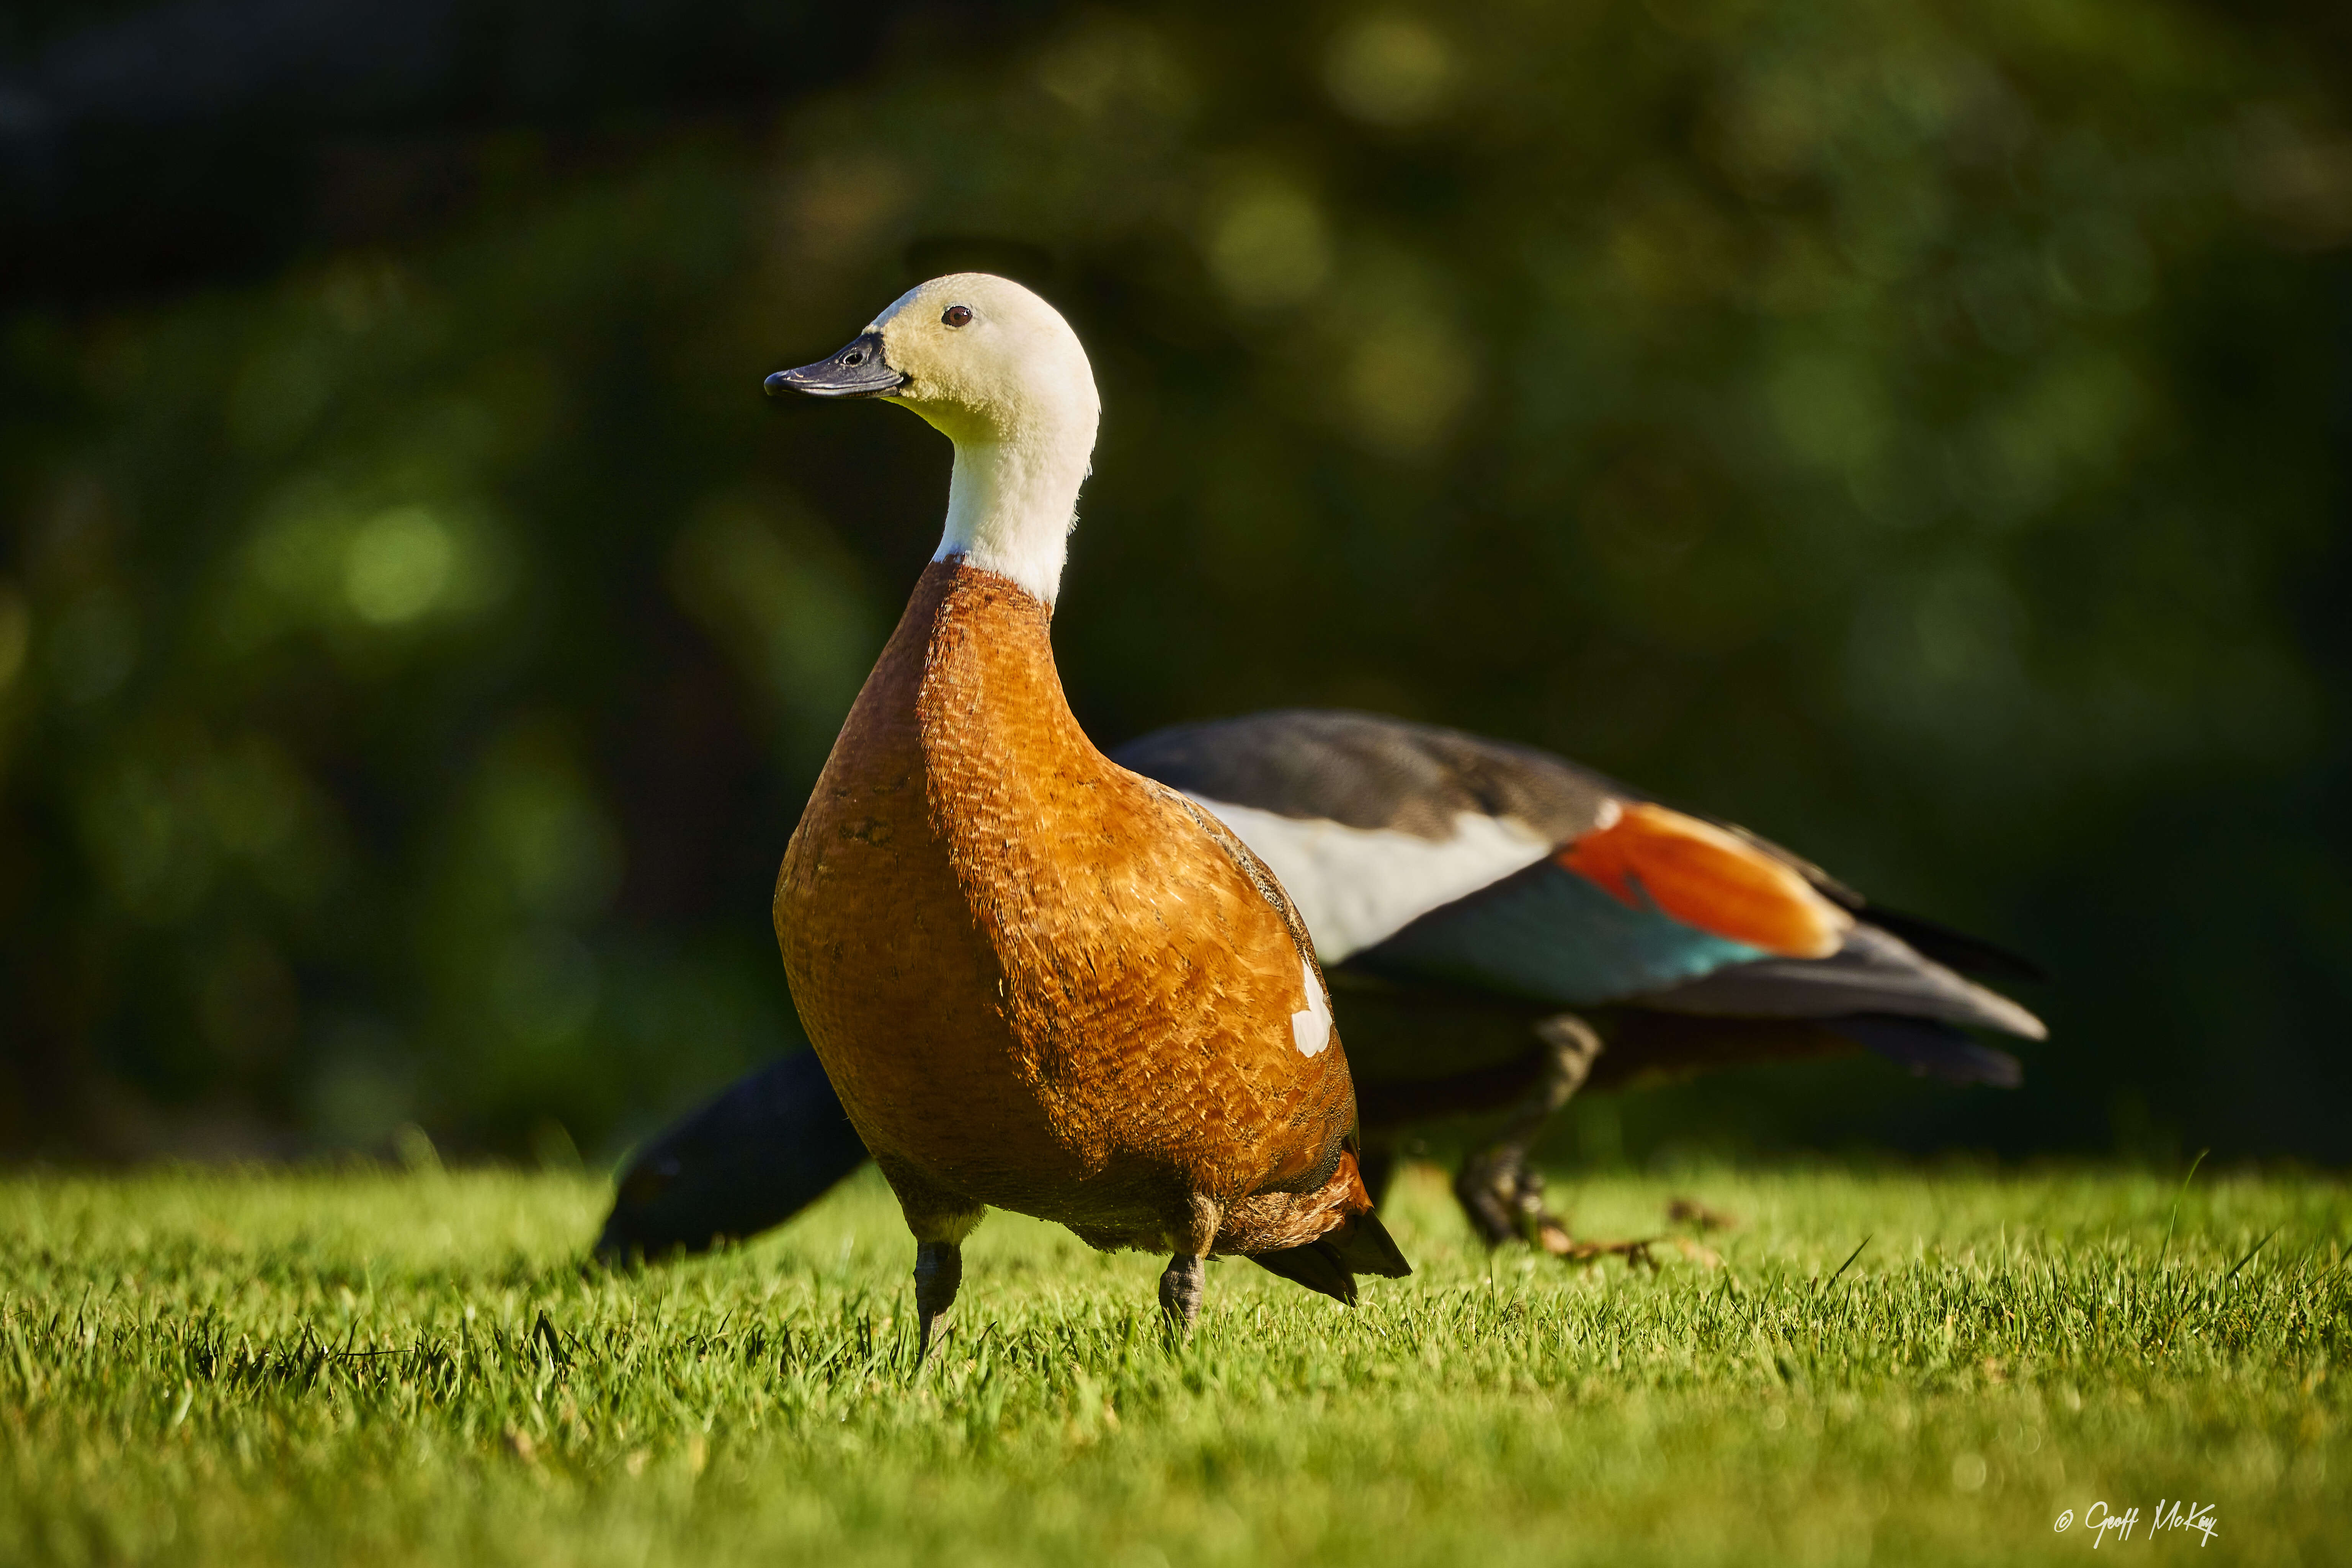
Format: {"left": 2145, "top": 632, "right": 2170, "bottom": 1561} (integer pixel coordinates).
{"left": 2051, "top": 1500, "right": 2218, "bottom": 1548}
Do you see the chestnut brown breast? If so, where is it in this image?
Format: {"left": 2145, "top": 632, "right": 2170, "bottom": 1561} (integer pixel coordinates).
{"left": 772, "top": 562, "right": 1358, "bottom": 1245}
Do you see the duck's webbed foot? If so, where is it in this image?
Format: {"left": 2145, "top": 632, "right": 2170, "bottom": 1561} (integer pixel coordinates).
{"left": 1454, "top": 1012, "right": 1609, "bottom": 1252}
{"left": 1550, "top": 1229, "right": 1662, "bottom": 1271}
{"left": 1454, "top": 1145, "right": 1548, "bottom": 1246}
{"left": 1454, "top": 1159, "right": 1663, "bottom": 1269}
{"left": 912, "top": 1240, "right": 963, "bottom": 1365}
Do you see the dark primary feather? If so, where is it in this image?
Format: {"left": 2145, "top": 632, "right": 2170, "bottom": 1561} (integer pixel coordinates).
{"left": 1633, "top": 923, "right": 2046, "bottom": 1039}
{"left": 1823, "top": 1014, "right": 2025, "bottom": 1088}
{"left": 1857, "top": 904, "right": 2050, "bottom": 985}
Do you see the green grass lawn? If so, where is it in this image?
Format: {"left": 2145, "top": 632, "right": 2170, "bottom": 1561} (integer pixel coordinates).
{"left": 0, "top": 1159, "right": 2343, "bottom": 1566}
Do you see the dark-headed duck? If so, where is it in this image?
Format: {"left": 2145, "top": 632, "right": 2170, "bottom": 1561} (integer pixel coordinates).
{"left": 602, "top": 711, "right": 2043, "bottom": 1265}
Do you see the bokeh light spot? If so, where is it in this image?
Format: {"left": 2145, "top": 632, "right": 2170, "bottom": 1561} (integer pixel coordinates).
{"left": 1324, "top": 15, "right": 1455, "bottom": 127}
{"left": 789, "top": 153, "right": 911, "bottom": 263}
{"left": 1207, "top": 177, "right": 1331, "bottom": 308}
{"left": 1035, "top": 20, "right": 1191, "bottom": 122}
{"left": 1345, "top": 317, "right": 1472, "bottom": 452}
{"left": 344, "top": 507, "right": 456, "bottom": 625}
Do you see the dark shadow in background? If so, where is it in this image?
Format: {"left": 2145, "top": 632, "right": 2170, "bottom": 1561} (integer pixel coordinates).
{"left": 2, "top": 0, "right": 1054, "bottom": 301}
{"left": 3, "top": 0, "right": 2348, "bottom": 1168}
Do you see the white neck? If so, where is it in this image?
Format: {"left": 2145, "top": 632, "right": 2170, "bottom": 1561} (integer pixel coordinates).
{"left": 930, "top": 424, "right": 1094, "bottom": 608}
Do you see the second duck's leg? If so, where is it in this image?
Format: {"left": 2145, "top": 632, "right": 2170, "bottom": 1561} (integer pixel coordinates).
{"left": 1454, "top": 1013, "right": 1605, "bottom": 1249}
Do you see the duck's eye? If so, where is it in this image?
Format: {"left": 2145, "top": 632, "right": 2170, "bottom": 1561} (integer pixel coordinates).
{"left": 942, "top": 305, "right": 973, "bottom": 328}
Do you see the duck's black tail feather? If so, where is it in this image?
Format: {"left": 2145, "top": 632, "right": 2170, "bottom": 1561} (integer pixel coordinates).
{"left": 1247, "top": 1210, "right": 1413, "bottom": 1305}
{"left": 1826, "top": 1013, "right": 2025, "bottom": 1088}
{"left": 1859, "top": 905, "right": 2047, "bottom": 986}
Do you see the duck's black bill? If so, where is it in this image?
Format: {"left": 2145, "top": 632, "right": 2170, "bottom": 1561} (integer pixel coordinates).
{"left": 763, "top": 332, "right": 906, "bottom": 399}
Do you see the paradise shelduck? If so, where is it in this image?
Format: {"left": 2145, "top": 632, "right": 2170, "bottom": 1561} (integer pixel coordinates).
{"left": 758, "top": 275, "right": 1409, "bottom": 1357}
{"left": 599, "top": 711, "right": 2045, "bottom": 1263}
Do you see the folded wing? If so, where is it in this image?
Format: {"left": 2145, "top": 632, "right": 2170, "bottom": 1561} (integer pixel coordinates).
{"left": 1113, "top": 709, "right": 2044, "bottom": 1082}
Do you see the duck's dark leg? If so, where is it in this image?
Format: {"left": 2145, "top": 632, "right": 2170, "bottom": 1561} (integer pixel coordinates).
{"left": 1159, "top": 1253, "right": 1206, "bottom": 1330}
{"left": 1158, "top": 1196, "right": 1220, "bottom": 1337}
{"left": 1454, "top": 1013, "right": 1608, "bottom": 1250}
{"left": 880, "top": 1158, "right": 983, "bottom": 1367}
{"left": 912, "top": 1240, "right": 962, "bottom": 1364}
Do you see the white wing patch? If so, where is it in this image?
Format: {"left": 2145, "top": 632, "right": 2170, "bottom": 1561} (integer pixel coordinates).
{"left": 1290, "top": 957, "right": 1332, "bottom": 1057}
{"left": 1187, "top": 794, "right": 1553, "bottom": 962}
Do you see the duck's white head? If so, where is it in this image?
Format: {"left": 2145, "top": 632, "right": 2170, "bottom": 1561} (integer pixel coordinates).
{"left": 766, "top": 273, "right": 1101, "bottom": 607}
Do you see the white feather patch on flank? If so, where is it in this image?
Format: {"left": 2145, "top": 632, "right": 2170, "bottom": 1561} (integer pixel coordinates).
{"left": 1290, "top": 957, "right": 1332, "bottom": 1057}
{"left": 1187, "top": 794, "right": 1553, "bottom": 962}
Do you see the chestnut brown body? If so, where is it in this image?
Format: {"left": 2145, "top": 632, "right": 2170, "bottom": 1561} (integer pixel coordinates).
{"left": 773, "top": 562, "right": 1373, "bottom": 1259}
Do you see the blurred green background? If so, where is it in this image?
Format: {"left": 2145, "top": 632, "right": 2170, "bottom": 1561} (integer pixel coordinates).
{"left": 3, "top": 0, "right": 2348, "bottom": 1167}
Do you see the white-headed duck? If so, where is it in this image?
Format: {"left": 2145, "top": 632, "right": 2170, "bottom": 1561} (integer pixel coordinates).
{"left": 762, "top": 276, "right": 1409, "bottom": 1357}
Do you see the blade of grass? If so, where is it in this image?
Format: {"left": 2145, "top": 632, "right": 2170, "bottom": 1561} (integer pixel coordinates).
{"left": 2159, "top": 1148, "right": 2210, "bottom": 1271}
{"left": 1819, "top": 1235, "right": 1872, "bottom": 1294}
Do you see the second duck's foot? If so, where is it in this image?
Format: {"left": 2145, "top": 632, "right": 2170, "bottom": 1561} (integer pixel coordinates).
{"left": 1457, "top": 1160, "right": 1664, "bottom": 1270}
{"left": 1454, "top": 1011, "right": 1607, "bottom": 1248}
{"left": 1550, "top": 1235, "right": 1724, "bottom": 1269}
{"left": 1455, "top": 1153, "right": 1573, "bottom": 1251}
{"left": 912, "top": 1240, "right": 963, "bottom": 1366}
{"left": 1158, "top": 1252, "right": 1205, "bottom": 1337}
{"left": 1548, "top": 1233, "right": 1662, "bottom": 1271}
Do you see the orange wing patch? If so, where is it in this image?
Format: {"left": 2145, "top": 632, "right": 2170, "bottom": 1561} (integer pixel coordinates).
{"left": 1557, "top": 802, "right": 1853, "bottom": 960}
